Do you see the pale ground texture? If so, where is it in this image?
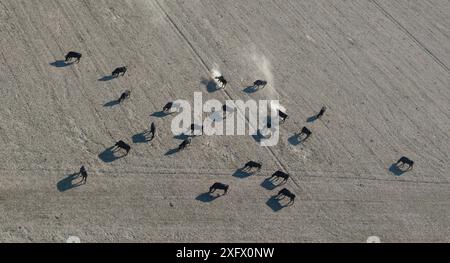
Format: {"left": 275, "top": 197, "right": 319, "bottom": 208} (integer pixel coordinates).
{"left": 0, "top": 0, "right": 449, "bottom": 242}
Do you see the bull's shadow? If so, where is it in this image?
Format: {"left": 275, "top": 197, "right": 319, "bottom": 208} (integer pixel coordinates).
{"left": 50, "top": 60, "right": 73, "bottom": 68}
{"left": 57, "top": 173, "right": 84, "bottom": 192}
{"left": 243, "top": 86, "right": 258, "bottom": 94}
{"left": 165, "top": 148, "right": 179, "bottom": 156}
{"left": 98, "top": 75, "right": 116, "bottom": 82}
{"left": 173, "top": 133, "right": 190, "bottom": 141}
{"left": 288, "top": 134, "right": 302, "bottom": 146}
{"left": 103, "top": 99, "right": 120, "bottom": 107}
{"left": 132, "top": 132, "right": 152, "bottom": 143}
{"left": 260, "top": 177, "right": 285, "bottom": 190}
{"left": 151, "top": 111, "right": 170, "bottom": 118}
{"left": 307, "top": 115, "right": 318, "bottom": 123}
{"left": 266, "top": 195, "right": 291, "bottom": 212}
{"left": 201, "top": 79, "right": 219, "bottom": 93}
{"left": 98, "top": 146, "right": 127, "bottom": 163}
{"left": 195, "top": 192, "right": 220, "bottom": 203}
{"left": 389, "top": 164, "right": 406, "bottom": 176}
{"left": 252, "top": 130, "right": 266, "bottom": 143}
{"left": 232, "top": 168, "right": 253, "bottom": 179}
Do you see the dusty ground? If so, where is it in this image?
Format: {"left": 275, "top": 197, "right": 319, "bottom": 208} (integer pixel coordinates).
{"left": 0, "top": 0, "right": 449, "bottom": 242}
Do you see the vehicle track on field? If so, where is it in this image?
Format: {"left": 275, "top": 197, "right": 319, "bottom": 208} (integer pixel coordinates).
{"left": 277, "top": 0, "right": 450, "bottom": 174}
{"left": 302, "top": 1, "right": 449, "bottom": 163}
{"left": 152, "top": 1, "right": 450, "bottom": 240}
{"left": 53, "top": 0, "right": 128, "bottom": 144}
{"left": 370, "top": 0, "right": 450, "bottom": 74}
{"left": 154, "top": 0, "right": 301, "bottom": 190}
{"left": 3, "top": 159, "right": 448, "bottom": 185}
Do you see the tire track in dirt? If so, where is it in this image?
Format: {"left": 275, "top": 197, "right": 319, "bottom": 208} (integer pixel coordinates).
{"left": 370, "top": 0, "right": 450, "bottom": 74}
{"left": 154, "top": 0, "right": 302, "bottom": 190}
{"left": 1, "top": 165, "right": 448, "bottom": 185}
{"left": 287, "top": 1, "right": 449, "bottom": 175}
{"left": 50, "top": 0, "right": 147, "bottom": 159}
{"left": 6, "top": 2, "right": 85, "bottom": 153}
{"left": 16, "top": 1, "right": 95, "bottom": 151}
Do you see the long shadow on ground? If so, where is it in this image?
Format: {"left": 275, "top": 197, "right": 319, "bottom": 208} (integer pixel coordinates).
{"left": 243, "top": 86, "right": 258, "bottom": 94}
{"left": 196, "top": 192, "right": 220, "bottom": 203}
{"left": 98, "top": 146, "right": 127, "bottom": 163}
{"left": 98, "top": 75, "right": 116, "bottom": 82}
{"left": 201, "top": 79, "right": 219, "bottom": 93}
{"left": 261, "top": 178, "right": 279, "bottom": 190}
{"left": 151, "top": 111, "right": 170, "bottom": 118}
{"left": 307, "top": 115, "right": 318, "bottom": 123}
{"left": 232, "top": 168, "right": 253, "bottom": 179}
{"left": 103, "top": 100, "right": 120, "bottom": 107}
{"left": 252, "top": 130, "right": 265, "bottom": 143}
{"left": 173, "top": 134, "right": 190, "bottom": 141}
{"left": 288, "top": 134, "right": 302, "bottom": 146}
{"left": 165, "top": 148, "right": 179, "bottom": 156}
{"left": 389, "top": 164, "right": 406, "bottom": 176}
{"left": 50, "top": 60, "right": 73, "bottom": 68}
{"left": 132, "top": 132, "right": 153, "bottom": 143}
{"left": 266, "top": 196, "right": 285, "bottom": 212}
{"left": 57, "top": 173, "right": 84, "bottom": 192}
{"left": 266, "top": 195, "right": 292, "bottom": 212}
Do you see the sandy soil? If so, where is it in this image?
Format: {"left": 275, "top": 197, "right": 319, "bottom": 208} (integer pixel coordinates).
{"left": 0, "top": 0, "right": 448, "bottom": 242}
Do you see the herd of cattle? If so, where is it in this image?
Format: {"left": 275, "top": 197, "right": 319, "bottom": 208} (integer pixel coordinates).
{"left": 63, "top": 51, "right": 415, "bottom": 208}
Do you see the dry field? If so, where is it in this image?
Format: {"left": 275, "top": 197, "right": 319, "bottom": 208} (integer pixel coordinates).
{"left": 0, "top": 0, "right": 448, "bottom": 242}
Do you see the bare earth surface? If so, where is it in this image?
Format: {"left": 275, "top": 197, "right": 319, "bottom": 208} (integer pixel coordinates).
{"left": 0, "top": 0, "right": 449, "bottom": 242}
